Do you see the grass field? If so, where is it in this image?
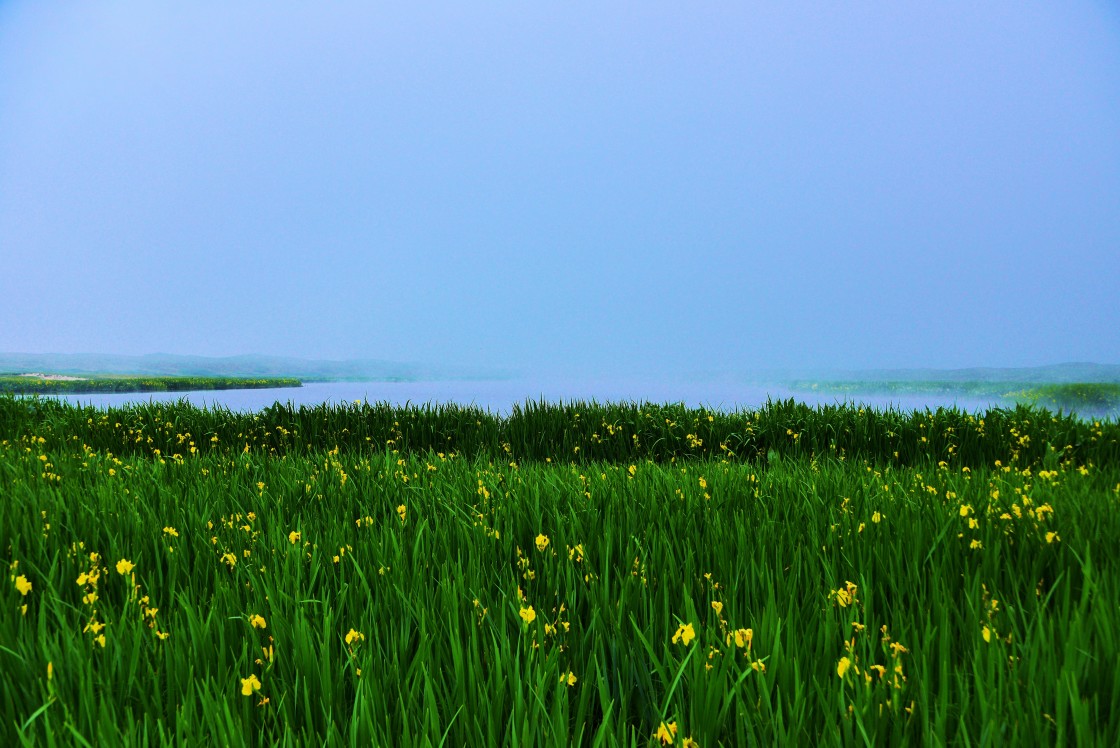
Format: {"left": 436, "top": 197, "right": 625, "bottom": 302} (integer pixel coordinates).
{"left": 0, "top": 376, "right": 302, "bottom": 396}
{"left": 2, "top": 397, "right": 1119, "bottom": 745}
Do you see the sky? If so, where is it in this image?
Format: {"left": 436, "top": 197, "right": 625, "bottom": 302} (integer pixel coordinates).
{"left": 1, "top": 1, "right": 1118, "bottom": 377}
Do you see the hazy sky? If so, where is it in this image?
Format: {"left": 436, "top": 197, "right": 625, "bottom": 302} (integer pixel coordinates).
{"left": 2, "top": 2, "right": 1118, "bottom": 376}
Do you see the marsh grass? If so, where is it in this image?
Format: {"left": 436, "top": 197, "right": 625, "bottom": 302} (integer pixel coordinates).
{"left": 2, "top": 399, "right": 1119, "bottom": 745}
{"left": 2, "top": 395, "right": 1117, "bottom": 467}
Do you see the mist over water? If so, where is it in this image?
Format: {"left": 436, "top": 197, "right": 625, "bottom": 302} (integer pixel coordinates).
{"left": 44, "top": 376, "right": 1012, "bottom": 416}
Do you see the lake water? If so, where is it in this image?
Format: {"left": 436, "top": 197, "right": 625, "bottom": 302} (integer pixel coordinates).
{"left": 42, "top": 376, "right": 1013, "bottom": 416}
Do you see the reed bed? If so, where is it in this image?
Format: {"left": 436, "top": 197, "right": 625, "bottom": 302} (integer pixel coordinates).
{"left": 2, "top": 395, "right": 1117, "bottom": 468}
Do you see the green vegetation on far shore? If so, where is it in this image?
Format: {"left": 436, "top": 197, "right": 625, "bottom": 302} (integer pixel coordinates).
{"left": 1011, "top": 383, "right": 1120, "bottom": 415}
{"left": 0, "top": 375, "right": 302, "bottom": 396}
{"left": 791, "top": 380, "right": 1120, "bottom": 417}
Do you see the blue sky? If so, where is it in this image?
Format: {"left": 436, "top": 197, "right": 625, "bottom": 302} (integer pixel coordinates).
{"left": 2, "top": 1, "right": 1118, "bottom": 375}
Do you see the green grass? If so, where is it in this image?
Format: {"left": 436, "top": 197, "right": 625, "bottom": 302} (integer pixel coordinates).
{"left": 2, "top": 400, "right": 1119, "bottom": 745}
{"left": 0, "top": 376, "right": 302, "bottom": 395}
{"left": 2, "top": 395, "right": 1118, "bottom": 468}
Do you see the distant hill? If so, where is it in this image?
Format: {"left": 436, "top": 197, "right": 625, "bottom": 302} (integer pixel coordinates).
{"left": 831, "top": 362, "right": 1120, "bottom": 384}
{"left": 747, "top": 362, "right": 1120, "bottom": 385}
{"left": 0, "top": 353, "right": 506, "bottom": 382}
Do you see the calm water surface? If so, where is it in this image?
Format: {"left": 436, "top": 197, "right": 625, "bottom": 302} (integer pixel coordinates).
{"left": 46, "top": 377, "right": 1011, "bottom": 416}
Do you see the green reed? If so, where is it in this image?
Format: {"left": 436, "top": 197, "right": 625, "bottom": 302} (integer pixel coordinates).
{"left": 1, "top": 395, "right": 1117, "bottom": 469}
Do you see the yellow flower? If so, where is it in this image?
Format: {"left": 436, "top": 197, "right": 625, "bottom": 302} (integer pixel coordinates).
{"left": 240, "top": 674, "right": 262, "bottom": 696}
{"left": 1046, "top": 531, "right": 1060, "bottom": 544}
{"left": 519, "top": 606, "right": 536, "bottom": 624}
{"left": 345, "top": 628, "right": 365, "bottom": 645}
{"left": 249, "top": 614, "right": 267, "bottom": 630}
{"left": 732, "top": 628, "right": 753, "bottom": 649}
{"left": 959, "top": 505, "right": 972, "bottom": 517}
{"left": 672, "top": 622, "right": 696, "bottom": 646}
{"left": 628, "top": 465, "right": 637, "bottom": 477}
{"left": 711, "top": 601, "right": 723, "bottom": 616}
{"left": 163, "top": 526, "right": 179, "bottom": 537}
{"left": 970, "top": 539, "right": 983, "bottom": 550}
{"left": 14, "top": 575, "right": 32, "bottom": 596}
{"left": 47, "top": 662, "right": 53, "bottom": 680}
{"left": 871, "top": 511, "right": 882, "bottom": 524}
{"left": 655, "top": 720, "right": 678, "bottom": 745}
{"left": 682, "top": 738, "right": 699, "bottom": 748}
{"left": 115, "top": 559, "right": 135, "bottom": 575}
{"left": 560, "top": 670, "right": 577, "bottom": 686}
{"left": 535, "top": 534, "right": 549, "bottom": 552}
{"left": 288, "top": 531, "right": 300, "bottom": 545}
{"left": 95, "top": 634, "right": 106, "bottom": 648}
{"left": 397, "top": 505, "right": 407, "bottom": 522}
{"left": 982, "top": 626, "right": 992, "bottom": 643}
{"left": 837, "top": 656, "right": 851, "bottom": 678}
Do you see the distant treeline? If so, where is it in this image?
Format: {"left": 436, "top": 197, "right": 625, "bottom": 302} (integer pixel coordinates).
{"left": 792, "top": 381, "right": 1120, "bottom": 416}
{"left": 2, "top": 396, "right": 1116, "bottom": 467}
{"left": 1014, "top": 383, "right": 1120, "bottom": 414}
{"left": 0, "top": 376, "right": 302, "bottom": 395}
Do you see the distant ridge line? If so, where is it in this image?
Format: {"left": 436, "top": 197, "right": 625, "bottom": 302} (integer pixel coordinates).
{"left": 0, "top": 352, "right": 507, "bottom": 382}
{"left": 1, "top": 353, "right": 1117, "bottom": 384}
{"left": 821, "top": 362, "right": 1120, "bottom": 384}
{"left": 727, "top": 362, "right": 1120, "bottom": 385}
